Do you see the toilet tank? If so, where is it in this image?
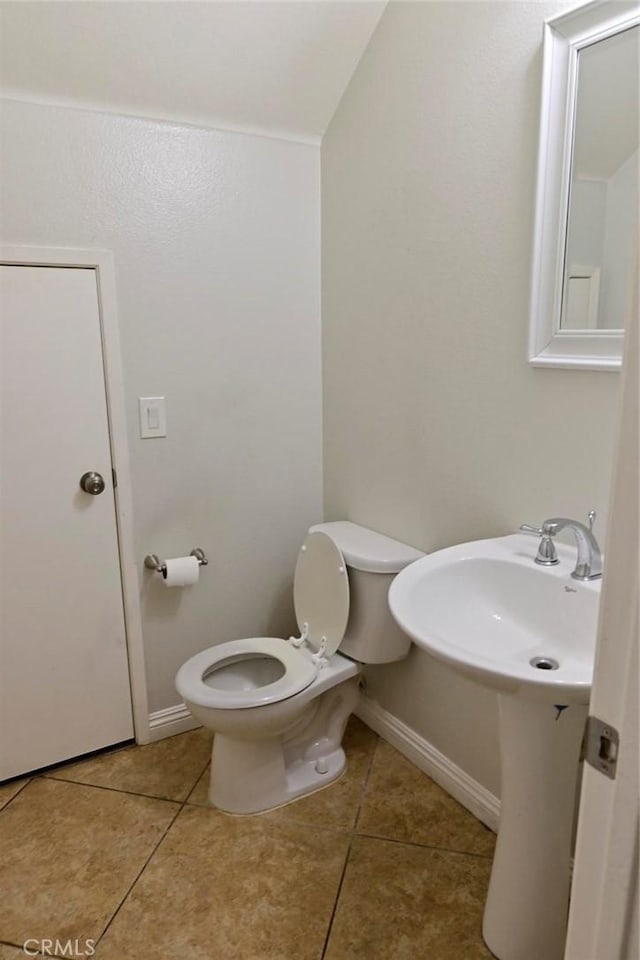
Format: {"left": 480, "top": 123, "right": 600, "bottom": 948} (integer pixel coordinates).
{"left": 309, "top": 521, "right": 425, "bottom": 664}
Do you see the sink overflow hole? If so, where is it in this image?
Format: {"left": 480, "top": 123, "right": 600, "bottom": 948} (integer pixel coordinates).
{"left": 530, "top": 656, "right": 560, "bottom": 671}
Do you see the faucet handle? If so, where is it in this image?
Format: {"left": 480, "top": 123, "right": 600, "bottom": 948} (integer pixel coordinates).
{"left": 519, "top": 522, "right": 559, "bottom": 565}
{"left": 588, "top": 510, "right": 596, "bottom": 532}
{"left": 520, "top": 523, "right": 543, "bottom": 535}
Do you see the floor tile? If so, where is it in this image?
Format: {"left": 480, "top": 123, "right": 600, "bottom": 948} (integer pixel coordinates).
{"left": 184, "top": 761, "right": 210, "bottom": 806}
{"left": 0, "top": 778, "right": 178, "bottom": 951}
{"left": 48, "top": 728, "right": 212, "bottom": 802}
{"left": 0, "top": 779, "right": 29, "bottom": 811}
{"left": 187, "top": 716, "right": 377, "bottom": 831}
{"left": 357, "top": 740, "right": 495, "bottom": 856}
{"left": 324, "top": 836, "right": 493, "bottom": 960}
{"left": 96, "top": 805, "right": 350, "bottom": 960}
{"left": 0, "top": 945, "right": 25, "bottom": 959}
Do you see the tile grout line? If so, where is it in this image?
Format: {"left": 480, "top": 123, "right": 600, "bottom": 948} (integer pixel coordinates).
{"left": 319, "top": 837, "right": 353, "bottom": 960}
{"left": 94, "top": 795, "right": 187, "bottom": 950}
{"left": 352, "top": 829, "right": 495, "bottom": 861}
{"left": 41, "top": 772, "right": 189, "bottom": 804}
{"left": 0, "top": 937, "right": 72, "bottom": 960}
{"left": 319, "top": 729, "right": 379, "bottom": 959}
{"left": 0, "top": 778, "right": 32, "bottom": 813}
{"left": 1, "top": 748, "right": 213, "bottom": 957}
{"left": 352, "top": 731, "right": 379, "bottom": 834}
{"left": 353, "top": 725, "right": 495, "bottom": 862}
{"left": 2, "top": 740, "right": 136, "bottom": 786}
{"left": 40, "top": 738, "right": 213, "bottom": 805}
{"left": 0, "top": 940, "right": 69, "bottom": 960}
{"left": 93, "top": 751, "right": 213, "bottom": 949}
{"left": 183, "top": 750, "right": 212, "bottom": 805}
{"left": 4, "top": 726, "right": 492, "bottom": 956}
{"left": 0, "top": 938, "right": 31, "bottom": 951}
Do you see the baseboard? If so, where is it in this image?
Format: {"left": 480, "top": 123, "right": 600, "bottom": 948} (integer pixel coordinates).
{"left": 148, "top": 697, "right": 500, "bottom": 831}
{"left": 356, "top": 695, "right": 500, "bottom": 833}
{"left": 148, "top": 703, "right": 201, "bottom": 742}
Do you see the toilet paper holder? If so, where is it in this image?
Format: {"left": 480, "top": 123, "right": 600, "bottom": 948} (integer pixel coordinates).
{"left": 144, "top": 548, "right": 208, "bottom": 575}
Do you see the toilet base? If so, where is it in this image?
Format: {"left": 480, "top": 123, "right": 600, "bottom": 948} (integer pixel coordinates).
{"left": 210, "top": 738, "right": 347, "bottom": 815}
{"left": 281, "top": 747, "right": 347, "bottom": 808}
{"left": 208, "top": 676, "right": 359, "bottom": 814}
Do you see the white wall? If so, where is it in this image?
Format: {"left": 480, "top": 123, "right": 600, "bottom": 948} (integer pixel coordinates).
{"left": 564, "top": 178, "right": 607, "bottom": 329}
{"left": 0, "top": 99, "right": 322, "bottom": 715}
{"left": 322, "top": 1, "right": 621, "bottom": 796}
{"left": 565, "top": 151, "right": 638, "bottom": 332}
{"left": 566, "top": 178, "right": 606, "bottom": 269}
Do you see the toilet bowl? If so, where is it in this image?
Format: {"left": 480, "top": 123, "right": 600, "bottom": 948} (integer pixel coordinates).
{"left": 176, "top": 522, "right": 424, "bottom": 815}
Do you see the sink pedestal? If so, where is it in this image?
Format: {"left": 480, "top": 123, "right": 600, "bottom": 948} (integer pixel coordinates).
{"left": 482, "top": 695, "right": 587, "bottom": 960}
{"left": 387, "top": 534, "right": 600, "bottom": 960}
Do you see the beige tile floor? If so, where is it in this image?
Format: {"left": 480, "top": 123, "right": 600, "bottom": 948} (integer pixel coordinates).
{"left": 0, "top": 719, "right": 495, "bottom": 959}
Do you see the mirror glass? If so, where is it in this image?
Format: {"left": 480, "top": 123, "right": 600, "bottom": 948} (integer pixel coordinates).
{"left": 561, "top": 26, "right": 639, "bottom": 333}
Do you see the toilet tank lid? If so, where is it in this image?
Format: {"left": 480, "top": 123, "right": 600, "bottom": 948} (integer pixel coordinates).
{"left": 308, "top": 521, "right": 424, "bottom": 574}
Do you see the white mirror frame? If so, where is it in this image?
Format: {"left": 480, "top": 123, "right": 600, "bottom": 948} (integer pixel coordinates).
{"left": 529, "top": 0, "right": 639, "bottom": 371}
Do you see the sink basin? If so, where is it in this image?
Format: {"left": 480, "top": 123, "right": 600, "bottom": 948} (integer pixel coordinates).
{"left": 388, "top": 533, "right": 600, "bottom": 703}
{"left": 388, "top": 533, "right": 602, "bottom": 960}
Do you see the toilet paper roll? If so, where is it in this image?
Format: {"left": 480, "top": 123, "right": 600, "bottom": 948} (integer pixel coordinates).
{"left": 162, "top": 556, "right": 200, "bottom": 587}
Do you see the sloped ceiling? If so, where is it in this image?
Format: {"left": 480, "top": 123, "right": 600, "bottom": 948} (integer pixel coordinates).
{"left": 573, "top": 25, "right": 639, "bottom": 180}
{"left": 0, "top": 1, "right": 386, "bottom": 142}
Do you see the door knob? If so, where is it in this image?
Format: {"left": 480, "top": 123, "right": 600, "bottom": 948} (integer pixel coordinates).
{"left": 79, "top": 471, "right": 106, "bottom": 495}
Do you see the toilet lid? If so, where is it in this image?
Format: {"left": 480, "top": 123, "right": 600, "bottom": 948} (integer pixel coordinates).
{"left": 293, "top": 531, "right": 350, "bottom": 658}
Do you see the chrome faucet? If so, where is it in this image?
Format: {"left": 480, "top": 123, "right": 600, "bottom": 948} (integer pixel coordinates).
{"left": 520, "top": 511, "right": 603, "bottom": 581}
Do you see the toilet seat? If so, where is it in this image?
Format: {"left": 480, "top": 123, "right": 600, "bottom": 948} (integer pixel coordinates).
{"left": 176, "top": 532, "right": 351, "bottom": 711}
{"left": 175, "top": 637, "right": 319, "bottom": 710}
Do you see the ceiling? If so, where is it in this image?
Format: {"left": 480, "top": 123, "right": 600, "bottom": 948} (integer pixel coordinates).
{"left": 573, "top": 25, "right": 639, "bottom": 180}
{"left": 0, "top": 1, "right": 387, "bottom": 143}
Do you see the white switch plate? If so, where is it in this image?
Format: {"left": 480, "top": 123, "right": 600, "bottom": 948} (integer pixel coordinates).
{"left": 139, "top": 397, "right": 167, "bottom": 438}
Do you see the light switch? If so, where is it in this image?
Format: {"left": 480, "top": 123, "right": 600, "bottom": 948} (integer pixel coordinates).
{"left": 139, "top": 397, "right": 167, "bottom": 438}
{"left": 147, "top": 405, "right": 160, "bottom": 430}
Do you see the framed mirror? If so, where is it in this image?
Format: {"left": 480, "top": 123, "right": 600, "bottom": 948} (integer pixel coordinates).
{"left": 529, "top": 1, "right": 639, "bottom": 370}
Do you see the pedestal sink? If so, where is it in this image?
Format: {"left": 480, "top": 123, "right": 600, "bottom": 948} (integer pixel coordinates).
{"left": 388, "top": 533, "right": 600, "bottom": 960}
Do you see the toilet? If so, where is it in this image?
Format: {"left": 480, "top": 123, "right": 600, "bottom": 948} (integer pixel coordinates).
{"left": 176, "top": 521, "right": 424, "bottom": 814}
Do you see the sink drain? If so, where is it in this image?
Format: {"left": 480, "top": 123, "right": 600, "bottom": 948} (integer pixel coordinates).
{"left": 530, "top": 656, "right": 560, "bottom": 671}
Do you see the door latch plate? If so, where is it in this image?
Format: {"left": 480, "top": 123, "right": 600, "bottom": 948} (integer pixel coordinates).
{"left": 584, "top": 715, "right": 619, "bottom": 780}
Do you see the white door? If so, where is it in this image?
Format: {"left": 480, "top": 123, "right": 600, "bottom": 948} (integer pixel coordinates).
{"left": 564, "top": 288, "right": 639, "bottom": 958}
{"left": 0, "top": 264, "right": 134, "bottom": 780}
